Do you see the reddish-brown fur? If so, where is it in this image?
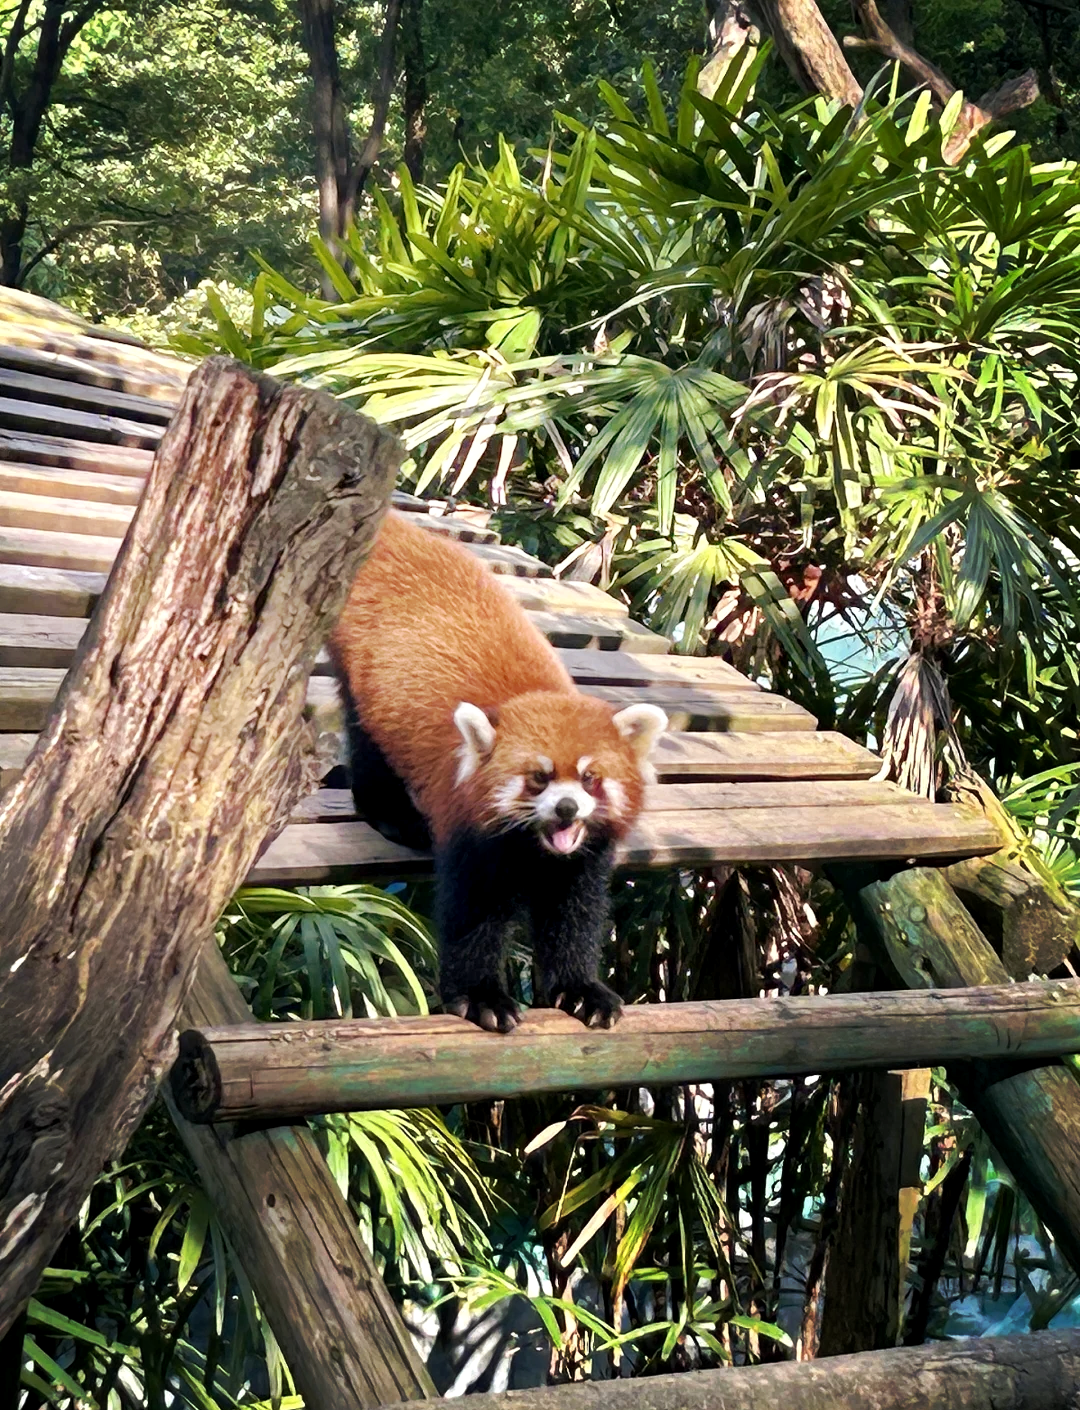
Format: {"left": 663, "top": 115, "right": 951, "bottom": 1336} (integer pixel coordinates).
{"left": 329, "top": 511, "right": 649, "bottom": 845}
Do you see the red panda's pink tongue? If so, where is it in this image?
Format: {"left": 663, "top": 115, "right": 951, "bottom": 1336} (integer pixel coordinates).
{"left": 548, "top": 820, "right": 586, "bottom": 854}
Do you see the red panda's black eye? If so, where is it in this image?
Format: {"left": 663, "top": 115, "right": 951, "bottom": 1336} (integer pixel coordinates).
{"left": 526, "top": 770, "right": 551, "bottom": 794}
{"left": 581, "top": 770, "right": 602, "bottom": 795}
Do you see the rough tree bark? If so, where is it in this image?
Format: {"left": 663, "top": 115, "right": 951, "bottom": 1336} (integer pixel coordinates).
{"left": 297, "top": 0, "right": 404, "bottom": 252}
{"left": 0, "top": 357, "right": 401, "bottom": 1336}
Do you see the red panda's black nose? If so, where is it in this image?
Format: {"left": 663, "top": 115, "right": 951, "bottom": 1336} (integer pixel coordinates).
{"left": 554, "top": 797, "right": 579, "bottom": 824}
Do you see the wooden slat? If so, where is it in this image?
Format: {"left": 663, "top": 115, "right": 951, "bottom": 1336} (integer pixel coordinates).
{"left": 289, "top": 779, "right": 922, "bottom": 825}
{"left": 0, "top": 461, "right": 144, "bottom": 506}
{"left": 0, "top": 393, "right": 164, "bottom": 447}
{"left": 469, "top": 540, "right": 552, "bottom": 577}
{"left": 556, "top": 648, "right": 756, "bottom": 690}
{"left": 525, "top": 609, "right": 672, "bottom": 653}
{"left": 173, "top": 980, "right": 1080, "bottom": 1122}
{"left": 0, "top": 366, "right": 175, "bottom": 424}
{"left": 0, "top": 489, "right": 134, "bottom": 538}
{"left": 586, "top": 683, "right": 817, "bottom": 731}
{"left": 0, "top": 615, "right": 85, "bottom": 668}
{"left": 0, "top": 732, "right": 34, "bottom": 786}
{"left": 0, "top": 317, "right": 189, "bottom": 385}
{"left": 0, "top": 565, "right": 106, "bottom": 617}
{"left": 0, "top": 342, "right": 184, "bottom": 402}
{"left": 0, "top": 429, "right": 153, "bottom": 475}
{"left": 248, "top": 801, "right": 998, "bottom": 884}
{"left": 0, "top": 667, "right": 65, "bottom": 729}
{"left": 500, "top": 576, "right": 630, "bottom": 616}
{"left": 409, "top": 515, "right": 498, "bottom": 544}
{"left": 651, "top": 729, "right": 880, "bottom": 779}
{"left": 0, "top": 524, "right": 119, "bottom": 573}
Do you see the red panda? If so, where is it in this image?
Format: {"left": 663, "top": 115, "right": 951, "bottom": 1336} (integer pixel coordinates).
{"left": 328, "top": 510, "right": 667, "bottom": 1033}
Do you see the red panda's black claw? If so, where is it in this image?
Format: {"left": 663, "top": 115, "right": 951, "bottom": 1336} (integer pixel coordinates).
{"left": 443, "top": 985, "right": 520, "bottom": 1034}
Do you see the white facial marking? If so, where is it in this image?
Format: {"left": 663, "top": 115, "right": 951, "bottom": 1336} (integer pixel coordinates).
{"left": 602, "top": 777, "right": 628, "bottom": 817}
{"left": 533, "top": 781, "right": 596, "bottom": 823}
{"left": 576, "top": 756, "right": 593, "bottom": 776}
{"left": 492, "top": 776, "right": 526, "bottom": 813}
{"left": 535, "top": 755, "right": 554, "bottom": 776}
{"left": 454, "top": 701, "right": 496, "bottom": 785}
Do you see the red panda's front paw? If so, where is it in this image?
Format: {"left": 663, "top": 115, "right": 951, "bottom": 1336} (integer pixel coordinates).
{"left": 551, "top": 980, "right": 623, "bottom": 1029}
{"left": 444, "top": 983, "right": 521, "bottom": 1034}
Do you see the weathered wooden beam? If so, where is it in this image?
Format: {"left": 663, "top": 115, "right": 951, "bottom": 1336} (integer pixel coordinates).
{"left": 837, "top": 865, "right": 1080, "bottom": 1273}
{"left": 398, "top": 1327, "right": 1080, "bottom": 1410}
{"left": 170, "top": 981, "right": 1080, "bottom": 1123}
{"left": 0, "top": 357, "right": 401, "bottom": 1336}
{"left": 165, "top": 940, "right": 435, "bottom": 1407}
{"left": 945, "top": 850, "right": 1079, "bottom": 979}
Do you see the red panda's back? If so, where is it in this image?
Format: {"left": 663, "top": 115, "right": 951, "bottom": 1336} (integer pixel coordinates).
{"left": 329, "top": 510, "right": 575, "bottom": 827}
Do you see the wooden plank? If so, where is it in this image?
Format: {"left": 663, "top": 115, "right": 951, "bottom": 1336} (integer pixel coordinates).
{"left": 288, "top": 779, "right": 923, "bottom": 825}
{"left": 0, "top": 615, "right": 85, "bottom": 668}
{"left": 500, "top": 576, "right": 630, "bottom": 616}
{"left": 0, "top": 667, "right": 65, "bottom": 729}
{"left": 556, "top": 647, "right": 756, "bottom": 690}
{"left": 0, "top": 366, "right": 175, "bottom": 424}
{"left": 0, "top": 732, "right": 34, "bottom": 787}
{"left": 165, "top": 940, "right": 437, "bottom": 1409}
{"left": 0, "top": 488, "right": 134, "bottom": 538}
{"left": 0, "top": 393, "right": 164, "bottom": 447}
{"left": 0, "top": 461, "right": 145, "bottom": 506}
{"left": 410, "top": 515, "right": 499, "bottom": 544}
{"left": 0, "top": 523, "right": 119, "bottom": 572}
{"left": 248, "top": 802, "right": 998, "bottom": 885}
{"left": 586, "top": 683, "right": 817, "bottom": 731}
{"left": 469, "top": 540, "right": 552, "bottom": 577}
{"left": 0, "top": 317, "right": 189, "bottom": 386}
{"left": 0, "top": 429, "right": 153, "bottom": 476}
{"left": 651, "top": 729, "right": 881, "bottom": 779}
{"left": 525, "top": 609, "right": 671, "bottom": 653}
{"left": 0, "top": 342, "right": 184, "bottom": 402}
{"left": 0, "top": 565, "right": 107, "bottom": 617}
{"left": 173, "top": 979, "right": 1080, "bottom": 1123}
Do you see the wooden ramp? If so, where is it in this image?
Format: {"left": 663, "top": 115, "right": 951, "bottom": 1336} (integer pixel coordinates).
{"left": 8, "top": 292, "right": 1061, "bottom": 1410}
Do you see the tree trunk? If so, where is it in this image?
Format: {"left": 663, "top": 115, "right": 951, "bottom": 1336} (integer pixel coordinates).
{"left": 340, "top": 0, "right": 405, "bottom": 227}
{"left": 297, "top": 0, "right": 352, "bottom": 247}
{"left": 753, "top": 0, "right": 861, "bottom": 106}
{"left": 401, "top": 0, "right": 428, "bottom": 184}
{"left": 0, "top": 357, "right": 401, "bottom": 1336}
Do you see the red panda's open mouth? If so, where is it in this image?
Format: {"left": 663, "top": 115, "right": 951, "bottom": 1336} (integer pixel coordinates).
{"left": 540, "top": 819, "right": 588, "bottom": 856}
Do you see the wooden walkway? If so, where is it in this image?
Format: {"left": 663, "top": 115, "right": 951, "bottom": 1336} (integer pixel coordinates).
{"left": 0, "top": 294, "right": 998, "bottom": 873}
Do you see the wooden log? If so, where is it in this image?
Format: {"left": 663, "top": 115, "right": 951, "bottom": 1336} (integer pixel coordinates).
{"left": 165, "top": 939, "right": 435, "bottom": 1407}
{"left": 837, "top": 865, "right": 1080, "bottom": 1274}
{"left": 0, "top": 356, "right": 401, "bottom": 1336}
{"left": 170, "top": 980, "right": 1080, "bottom": 1122}
{"left": 394, "top": 1328, "right": 1080, "bottom": 1410}
{"left": 945, "top": 851, "right": 1079, "bottom": 979}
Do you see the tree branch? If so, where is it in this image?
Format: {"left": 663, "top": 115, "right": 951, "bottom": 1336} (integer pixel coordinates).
{"left": 341, "top": 0, "right": 404, "bottom": 218}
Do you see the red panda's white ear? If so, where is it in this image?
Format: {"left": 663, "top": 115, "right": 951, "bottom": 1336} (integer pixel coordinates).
{"left": 454, "top": 701, "right": 497, "bottom": 784}
{"left": 612, "top": 703, "right": 668, "bottom": 763}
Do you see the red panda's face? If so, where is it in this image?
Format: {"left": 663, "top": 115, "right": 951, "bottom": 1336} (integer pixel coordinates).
{"left": 452, "top": 693, "right": 667, "bottom": 854}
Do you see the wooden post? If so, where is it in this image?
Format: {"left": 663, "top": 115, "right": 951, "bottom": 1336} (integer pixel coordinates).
{"left": 0, "top": 358, "right": 401, "bottom": 1335}
{"left": 166, "top": 941, "right": 436, "bottom": 1406}
{"left": 170, "top": 981, "right": 1080, "bottom": 1122}
{"left": 395, "top": 1327, "right": 1080, "bottom": 1410}
{"left": 836, "top": 865, "right": 1080, "bottom": 1274}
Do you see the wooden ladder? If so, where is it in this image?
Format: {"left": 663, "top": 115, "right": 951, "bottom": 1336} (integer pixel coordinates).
{"left": 4, "top": 291, "right": 1080, "bottom": 1408}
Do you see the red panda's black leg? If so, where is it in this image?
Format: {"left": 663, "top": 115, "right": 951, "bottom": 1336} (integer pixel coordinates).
{"left": 336, "top": 674, "right": 432, "bottom": 851}
{"left": 530, "top": 845, "right": 623, "bottom": 1029}
{"left": 436, "top": 830, "right": 522, "bottom": 1033}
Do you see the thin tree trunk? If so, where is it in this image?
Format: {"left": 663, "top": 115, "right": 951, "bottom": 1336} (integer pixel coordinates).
{"left": 341, "top": 0, "right": 404, "bottom": 225}
{"left": 297, "top": 0, "right": 351, "bottom": 246}
{"left": 401, "top": 0, "right": 428, "bottom": 184}
{"left": 0, "top": 358, "right": 401, "bottom": 1336}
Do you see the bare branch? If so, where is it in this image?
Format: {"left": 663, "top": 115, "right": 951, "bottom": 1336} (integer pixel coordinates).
{"left": 341, "top": 0, "right": 404, "bottom": 218}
